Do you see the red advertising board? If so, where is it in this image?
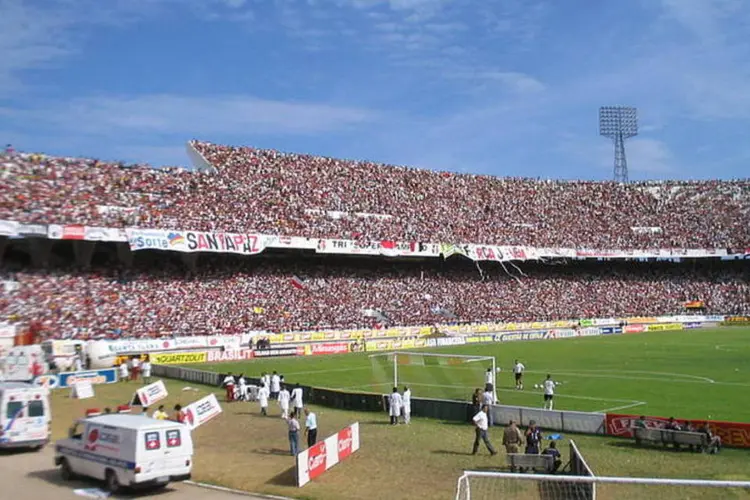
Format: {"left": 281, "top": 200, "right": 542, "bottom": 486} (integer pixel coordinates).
{"left": 623, "top": 325, "right": 644, "bottom": 333}
{"left": 307, "top": 441, "right": 328, "bottom": 482}
{"left": 337, "top": 425, "right": 354, "bottom": 461}
{"left": 606, "top": 413, "right": 750, "bottom": 448}
{"left": 311, "top": 343, "right": 350, "bottom": 356}
{"left": 62, "top": 224, "right": 85, "bottom": 240}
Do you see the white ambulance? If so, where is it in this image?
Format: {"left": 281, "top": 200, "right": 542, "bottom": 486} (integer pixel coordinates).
{"left": 0, "top": 382, "right": 51, "bottom": 450}
{"left": 55, "top": 413, "right": 193, "bottom": 492}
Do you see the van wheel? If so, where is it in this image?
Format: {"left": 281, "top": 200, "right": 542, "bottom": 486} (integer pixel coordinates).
{"left": 105, "top": 470, "right": 120, "bottom": 493}
{"left": 60, "top": 459, "right": 74, "bottom": 481}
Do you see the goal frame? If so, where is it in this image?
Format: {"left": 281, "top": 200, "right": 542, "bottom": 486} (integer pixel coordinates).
{"left": 455, "top": 471, "right": 750, "bottom": 500}
{"left": 368, "top": 351, "right": 497, "bottom": 403}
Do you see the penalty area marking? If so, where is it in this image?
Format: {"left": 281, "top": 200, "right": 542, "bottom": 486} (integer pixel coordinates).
{"left": 524, "top": 369, "right": 716, "bottom": 384}
{"left": 339, "top": 381, "right": 646, "bottom": 412}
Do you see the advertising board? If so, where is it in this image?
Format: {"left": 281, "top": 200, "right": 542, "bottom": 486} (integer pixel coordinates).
{"left": 206, "top": 349, "right": 254, "bottom": 363}
{"left": 296, "top": 422, "right": 360, "bottom": 487}
{"left": 183, "top": 393, "right": 223, "bottom": 430}
{"left": 606, "top": 413, "right": 750, "bottom": 449}
{"left": 58, "top": 368, "right": 118, "bottom": 389}
{"left": 149, "top": 352, "right": 208, "bottom": 365}
{"left": 253, "top": 347, "right": 303, "bottom": 358}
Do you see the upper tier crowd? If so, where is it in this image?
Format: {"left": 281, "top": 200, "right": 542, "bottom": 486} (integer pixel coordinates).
{"left": 2, "top": 260, "right": 747, "bottom": 339}
{"left": 3, "top": 143, "right": 749, "bottom": 249}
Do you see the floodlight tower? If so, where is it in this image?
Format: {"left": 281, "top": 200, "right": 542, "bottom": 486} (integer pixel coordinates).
{"left": 599, "top": 106, "right": 638, "bottom": 183}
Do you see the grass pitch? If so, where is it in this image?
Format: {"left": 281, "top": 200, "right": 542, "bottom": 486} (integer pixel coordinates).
{"left": 48, "top": 378, "right": 750, "bottom": 500}
{"left": 198, "top": 328, "right": 750, "bottom": 422}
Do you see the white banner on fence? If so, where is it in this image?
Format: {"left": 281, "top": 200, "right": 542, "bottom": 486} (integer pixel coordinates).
{"left": 491, "top": 405, "right": 606, "bottom": 434}
{"left": 125, "top": 228, "right": 266, "bottom": 256}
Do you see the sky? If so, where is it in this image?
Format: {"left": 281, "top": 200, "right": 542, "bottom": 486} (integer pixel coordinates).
{"left": 1, "top": 0, "right": 750, "bottom": 180}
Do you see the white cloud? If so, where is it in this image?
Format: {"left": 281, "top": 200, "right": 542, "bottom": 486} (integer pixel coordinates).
{"left": 0, "top": 94, "right": 377, "bottom": 136}
{"left": 473, "top": 71, "right": 545, "bottom": 93}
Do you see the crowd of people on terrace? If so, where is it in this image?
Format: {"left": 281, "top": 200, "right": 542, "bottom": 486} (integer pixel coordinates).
{"left": 2, "top": 260, "right": 747, "bottom": 339}
{"left": 3, "top": 143, "right": 749, "bottom": 249}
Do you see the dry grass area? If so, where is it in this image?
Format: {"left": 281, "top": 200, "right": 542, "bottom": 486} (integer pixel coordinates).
{"left": 49, "top": 379, "right": 750, "bottom": 500}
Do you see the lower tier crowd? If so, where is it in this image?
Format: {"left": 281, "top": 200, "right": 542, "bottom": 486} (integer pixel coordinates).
{"left": 2, "top": 256, "right": 747, "bottom": 339}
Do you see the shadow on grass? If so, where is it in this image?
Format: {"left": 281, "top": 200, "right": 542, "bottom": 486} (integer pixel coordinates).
{"left": 26, "top": 469, "right": 175, "bottom": 498}
{"left": 361, "top": 420, "right": 393, "bottom": 426}
{"left": 253, "top": 448, "right": 293, "bottom": 457}
{"left": 432, "top": 449, "right": 474, "bottom": 456}
{"left": 266, "top": 466, "right": 297, "bottom": 487}
{"left": 438, "top": 420, "right": 472, "bottom": 427}
{"left": 606, "top": 441, "right": 693, "bottom": 454}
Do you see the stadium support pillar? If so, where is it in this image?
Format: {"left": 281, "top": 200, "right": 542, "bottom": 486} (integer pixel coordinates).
{"left": 116, "top": 243, "right": 133, "bottom": 267}
{"left": 28, "top": 238, "right": 52, "bottom": 268}
{"left": 73, "top": 241, "right": 96, "bottom": 269}
{"left": 0, "top": 238, "right": 6, "bottom": 265}
{"left": 181, "top": 253, "right": 198, "bottom": 272}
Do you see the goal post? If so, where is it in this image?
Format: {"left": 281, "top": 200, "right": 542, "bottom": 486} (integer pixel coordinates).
{"left": 368, "top": 351, "right": 497, "bottom": 403}
{"left": 455, "top": 472, "right": 750, "bottom": 500}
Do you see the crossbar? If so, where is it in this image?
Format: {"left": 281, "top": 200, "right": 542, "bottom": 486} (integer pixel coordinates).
{"left": 459, "top": 471, "right": 750, "bottom": 488}
{"left": 368, "top": 351, "right": 494, "bottom": 360}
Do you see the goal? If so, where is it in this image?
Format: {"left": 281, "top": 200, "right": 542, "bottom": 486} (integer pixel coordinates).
{"left": 455, "top": 472, "right": 750, "bottom": 500}
{"left": 368, "top": 351, "right": 497, "bottom": 402}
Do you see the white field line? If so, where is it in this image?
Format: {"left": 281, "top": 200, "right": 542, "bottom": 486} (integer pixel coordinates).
{"left": 595, "top": 401, "right": 647, "bottom": 413}
{"left": 283, "top": 365, "right": 750, "bottom": 387}
{"left": 523, "top": 370, "right": 719, "bottom": 385}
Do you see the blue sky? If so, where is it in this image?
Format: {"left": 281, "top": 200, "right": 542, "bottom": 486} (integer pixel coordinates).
{"left": 1, "top": 0, "right": 749, "bottom": 180}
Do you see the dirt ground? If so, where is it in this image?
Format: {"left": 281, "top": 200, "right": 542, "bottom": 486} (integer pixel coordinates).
{"left": 0, "top": 445, "right": 285, "bottom": 500}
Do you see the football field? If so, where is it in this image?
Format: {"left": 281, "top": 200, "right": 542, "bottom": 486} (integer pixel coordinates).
{"left": 197, "top": 328, "right": 750, "bottom": 422}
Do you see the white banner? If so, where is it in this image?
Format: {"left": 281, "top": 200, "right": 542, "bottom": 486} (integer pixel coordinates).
{"left": 106, "top": 335, "right": 242, "bottom": 354}
{"left": 0, "top": 220, "right": 19, "bottom": 237}
{"left": 83, "top": 226, "right": 128, "bottom": 242}
{"left": 135, "top": 380, "right": 168, "bottom": 407}
{"left": 125, "top": 228, "right": 266, "bottom": 255}
{"left": 183, "top": 393, "right": 222, "bottom": 430}
{"left": 491, "top": 405, "right": 605, "bottom": 434}
{"left": 316, "top": 239, "right": 439, "bottom": 257}
{"left": 296, "top": 422, "right": 360, "bottom": 487}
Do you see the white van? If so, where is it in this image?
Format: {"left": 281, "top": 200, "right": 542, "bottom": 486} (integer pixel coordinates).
{"left": 0, "top": 382, "right": 51, "bottom": 450}
{"left": 54, "top": 413, "right": 193, "bottom": 493}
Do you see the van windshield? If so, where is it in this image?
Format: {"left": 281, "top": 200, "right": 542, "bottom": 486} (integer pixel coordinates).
{"left": 6, "top": 401, "right": 23, "bottom": 419}
{"left": 28, "top": 400, "right": 44, "bottom": 417}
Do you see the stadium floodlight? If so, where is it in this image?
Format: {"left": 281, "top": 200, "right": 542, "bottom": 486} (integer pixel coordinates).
{"left": 368, "top": 351, "right": 497, "bottom": 403}
{"left": 599, "top": 106, "right": 638, "bottom": 183}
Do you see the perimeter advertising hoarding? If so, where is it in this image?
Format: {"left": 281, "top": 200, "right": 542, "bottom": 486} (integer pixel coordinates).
{"left": 606, "top": 413, "right": 750, "bottom": 449}
{"left": 296, "top": 422, "right": 360, "bottom": 487}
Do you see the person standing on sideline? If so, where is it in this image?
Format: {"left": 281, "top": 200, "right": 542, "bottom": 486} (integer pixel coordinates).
{"left": 291, "top": 384, "right": 304, "bottom": 419}
{"left": 271, "top": 371, "right": 281, "bottom": 400}
{"left": 258, "top": 382, "right": 270, "bottom": 416}
{"left": 278, "top": 384, "right": 291, "bottom": 419}
{"left": 223, "top": 373, "right": 236, "bottom": 402}
{"left": 141, "top": 356, "right": 152, "bottom": 385}
{"left": 513, "top": 359, "right": 525, "bottom": 390}
{"left": 525, "top": 420, "right": 543, "bottom": 454}
{"left": 401, "top": 386, "right": 412, "bottom": 424}
{"left": 471, "top": 405, "right": 497, "bottom": 456}
{"left": 542, "top": 374, "right": 557, "bottom": 410}
{"left": 172, "top": 404, "right": 186, "bottom": 423}
{"left": 482, "top": 386, "right": 495, "bottom": 427}
{"left": 287, "top": 414, "right": 301, "bottom": 456}
{"left": 388, "top": 387, "right": 402, "bottom": 425}
{"left": 304, "top": 407, "right": 318, "bottom": 447}
{"left": 237, "top": 374, "right": 247, "bottom": 401}
{"left": 119, "top": 360, "right": 129, "bottom": 382}
{"left": 502, "top": 420, "right": 525, "bottom": 454}
{"left": 130, "top": 355, "right": 140, "bottom": 382}
{"left": 261, "top": 372, "right": 271, "bottom": 393}
{"left": 485, "top": 367, "right": 495, "bottom": 388}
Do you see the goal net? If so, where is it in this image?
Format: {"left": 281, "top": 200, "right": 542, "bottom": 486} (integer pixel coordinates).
{"left": 368, "top": 351, "right": 496, "bottom": 402}
{"left": 455, "top": 440, "right": 750, "bottom": 500}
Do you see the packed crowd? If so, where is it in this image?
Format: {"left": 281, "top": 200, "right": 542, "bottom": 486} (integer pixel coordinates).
{"left": 3, "top": 144, "right": 749, "bottom": 249}
{"left": 3, "top": 259, "right": 747, "bottom": 339}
